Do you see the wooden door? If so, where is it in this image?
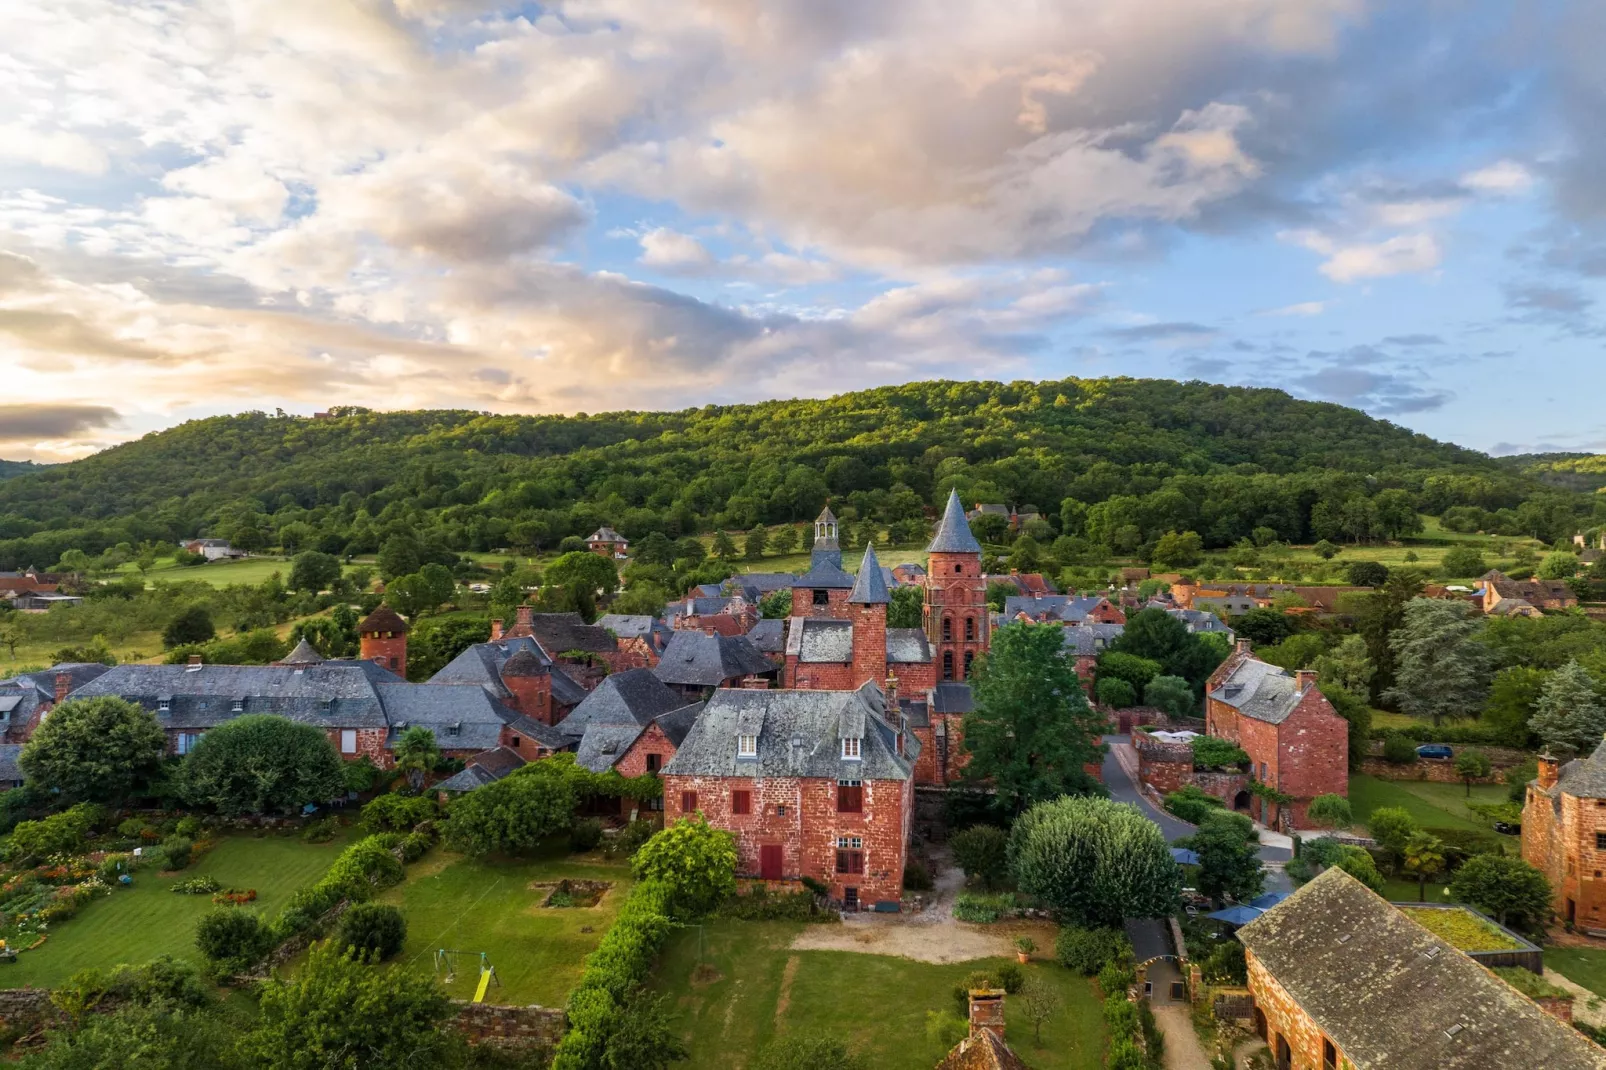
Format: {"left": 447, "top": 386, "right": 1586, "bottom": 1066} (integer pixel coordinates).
{"left": 760, "top": 844, "right": 783, "bottom": 881}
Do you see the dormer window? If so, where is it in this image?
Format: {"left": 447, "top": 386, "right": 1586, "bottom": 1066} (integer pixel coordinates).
{"left": 737, "top": 734, "right": 758, "bottom": 758}
{"left": 231, "top": 699, "right": 244, "bottom": 713}
{"left": 842, "top": 737, "right": 861, "bottom": 760}
{"left": 158, "top": 699, "right": 171, "bottom": 712}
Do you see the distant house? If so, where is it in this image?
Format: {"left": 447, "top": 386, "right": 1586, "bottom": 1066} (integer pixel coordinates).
{"left": 557, "top": 669, "right": 704, "bottom": 797}
{"left": 1063, "top": 624, "right": 1125, "bottom": 693}
{"left": 182, "top": 538, "right": 245, "bottom": 561}
{"left": 1236, "top": 867, "right": 1606, "bottom": 1070}
{"left": 1480, "top": 570, "right": 1578, "bottom": 614}
{"left": 10, "top": 592, "right": 83, "bottom": 611}
{"left": 595, "top": 613, "right": 674, "bottom": 667}
{"left": 1003, "top": 594, "right": 1124, "bottom": 626}
{"left": 429, "top": 629, "right": 588, "bottom": 728}
{"left": 586, "top": 526, "right": 629, "bottom": 559}
{"left": 1166, "top": 607, "right": 1234, "bottom": 638}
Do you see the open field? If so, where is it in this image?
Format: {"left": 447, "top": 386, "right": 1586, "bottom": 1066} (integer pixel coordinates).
{"left": 377, "top": 846, "right": 632, "bottom": 1006}
{"left": 0, "top": 828, "right": 357, "bottom": 989}
{"left": 109, "top": 556, "right": 328, "bottom": 588}
{"left": 1347, "top": 774, "right": 1509, "bottom": 834}
{"left": 653, "top": 918, "right": 1106, "bottom": 1070}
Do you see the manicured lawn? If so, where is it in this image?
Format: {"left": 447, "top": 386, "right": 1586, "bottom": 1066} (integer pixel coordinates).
{"left": 1, "top": 829, "right": 358, "bottom": 988}
{"left": 377, "top": 847, "right": 633, "bottom": 1006}
{"left": 1379, "top": 876, "right": 1451, "bottom": 904}
{"left": 1347, "top": 774, "right": 1509, "bottom": 834}
{"left": 108, "top": 556, "right": 349, "bottom": 588}
{"left": 653, "top": 919, "right": 1106, "bottom": 1070}
{"left": 1545, "top": 949, "right": 1606, "bottom": 998}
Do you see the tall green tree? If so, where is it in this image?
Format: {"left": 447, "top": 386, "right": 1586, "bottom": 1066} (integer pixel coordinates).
{"left": 1142, "top": 675, "right": 1195, "bottom": 718}
{"left": 1365, "top": 806, "right": 1418, "bottom": 871}
{"left": 887, "top": 585, "right": 924, "bottom": 629}
{"left": 1109, "top": 608, "right": 1224, "bottom": 692}
{"left": 1401, "top": 832, "right": 1446, "bottom": 902}
{"left": 1448, "top": 855, "right": 1552, "bottom": 929}
{"left": 180, "top": 716, "right": 346, "bottom": 815}
{"left": 1351, "top": 568, "right": 1426, "bottom": 704}
{"left": 1383, "top": 598, "right": 1492, "bottom": 724}
{"left": 1453, "top": 750, "right": 1493, "bottom": 796}
{"left": 961, "top": 623, "right": 1108, "bottom": 812}
{"left": 631, "top": 816, "right": 738, "bottom": 920}
{"left": 287, "top": 551, "right": 341, "bottom": 593}
{"left": 1312, "top": 635, "right": 1374, "bottom": 697}
{"left": 162, "top": 606, "right": 215, "bottom": 649}
{"left": 19, "top": 696, "right": 167, "bottom": 803}
{"left": 1530, "top": 660, "right": 1606, "bottom": 756}
{"left": 1009, "top": 795, "right": 1179, "bottom": 927}
{"left": 392, "top": 725, "right": 441, "bottom": 791}
{"left": 440, "top": 762, "right": 578, "bottom": 856}
{"left": 1182, "top": 810, "right": 1264, "bottom": 904}
{"left": 1482, "top": 666, "right": 1545, "bottom": 749}
{"left": 743, "top": 527, "right": 768, "bottom": 561}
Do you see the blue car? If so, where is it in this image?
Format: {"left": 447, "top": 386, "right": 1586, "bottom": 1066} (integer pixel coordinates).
{"left": 1416, "top": 744, "right": 1453, "bottom": 761}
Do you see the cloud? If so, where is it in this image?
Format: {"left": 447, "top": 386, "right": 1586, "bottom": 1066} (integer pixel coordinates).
{"left": 1462, "top": 160, "right": 1534, "bottom": 196}
{"left": 1381, "top": 333, "right": 1444, "bottom": 346}
{"left": 1293, "top": 359, "right": 1453, "bottom": 415}
{"left": 1261, "top": 301, "right": 1325, "bottom": 317}
{"left": 638, "top": 228, "right": 716, "bottom": 271}
{"left": 1506, "top": 282, "right": 1594, "bottom": 315}
{"left": 0, "top": 404, "right": 119, "bottom": 442}
{"left": 1284, "top": 230, "right": 1441, "bottom": 283}
{"left": 1104, "top": 321, "right": 1217, "bottom": 343}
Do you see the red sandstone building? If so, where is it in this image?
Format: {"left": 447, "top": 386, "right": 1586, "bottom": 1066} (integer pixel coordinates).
{"left": 662, "top": 682, "right": 915, "bottom": 910}
{"left": 1203, "top": 640, "right": 1347, "bottom": 830}
{"left": 1523, "top": 743, "right": 1606, "bottom": 934}
{"left": 1237, "top": 867, "right": 1604, "bottom": 1070}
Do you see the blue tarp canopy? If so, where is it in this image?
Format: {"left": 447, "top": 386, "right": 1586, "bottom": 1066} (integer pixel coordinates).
{"left": 1207, "top": 905, "right": 1265, "bottom": 926}
{"left": 1248, "top": 891, "right": 1291, "bottom": 910}
{"left": 1170, "top": 847, "right": 1201, "bottom": 865}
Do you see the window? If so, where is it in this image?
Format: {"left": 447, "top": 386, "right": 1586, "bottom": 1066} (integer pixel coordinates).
{"left": 1322, "top": 1038, "right": 1337, "bottom": 1070}
{"left": 965, "top": 617, "right": 976, "bottom": 640}
{"left": 738, "top": 734, "right": 758, "bottom": 758}
{"left": 942, "top": 651, "right": 954, "bottom": 680}
{"left": 681, "top": 791, "right": 698, "bottom": 813}
{"left": 158, "top": 699, "right": 171, "bottom": 712}
{"left": 963, "top": 651, "right": 974, "bottom": 678}
{"left": 340, "top": 729, "right": 357, "bottom": 754}
{"left": 812, "top": 588, "right": 830, "bottom": 605}
{"left": 953, "top": 564, "right": 962, "bottom": 574}
{"left": 836, "top": 837, "right": 864, "bottom": 874}
{"left": 646, "top": 753, "right": 661, "bottom": 773}
{"left": 231, "top": 699, "right": 244, "bottom": 713}
{"left": 1595, "top": 831, "right": 1606, "bottom": 850}
{"left": 732, "top": 790, "right": 752, "bottom": 815}
{"left": 389, "top": 656, "right": 399, "bottom": 669}
{"left": 837, "top": 779, "right": 863, "bottom": 813}
{"left": 942, "top": 617, "right": 953, "bottom": 641}
{"left": 841, "top": 737, "right": 861, "bottom": 760}
{"left": 510, "top": 736, "right": 521, "bottom": 749}
{"left": 322, "top": 698, "right": 333, "bottom": 713}
{"left": 176, "top": 732, "right": 203, "bottom": 755}
{"left": 776, "top": 804, "right": 786, "bottom": 816}
{"left": 447, "top": 722, "right": 460, "bottom": 737}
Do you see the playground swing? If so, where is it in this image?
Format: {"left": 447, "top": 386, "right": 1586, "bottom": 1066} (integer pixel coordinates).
{"left": 433, "top": 948, "right": 500, "bottom": 1003}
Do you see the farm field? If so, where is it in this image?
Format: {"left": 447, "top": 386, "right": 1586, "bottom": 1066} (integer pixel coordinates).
{"left": 108, "top": 556, "right": 330, "bottom": 588}
{"left": 652, "top": 918, "right": 1106, "bottom": 1070}
{"left": 0, "top": 828, "right": 357, "bottom": 989}
{"left": 376, "top": 846, "right": 632, "bottom": 1006}
{"left": 1347, "top": 774, "right": 1509, "bottom": 835}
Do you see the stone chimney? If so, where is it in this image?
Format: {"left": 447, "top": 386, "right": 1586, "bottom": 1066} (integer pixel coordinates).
{"left": 1538, "top": 753, "right": 1561, "bottom": 791}
{"left": 1235, "top": 638, "right": 1252, "bottom": 657}
{"left": 187, "top": 654, "right": 203, "bottom": 668}
{"left": 969, "top": 989, "right": 1006, "bottom": 1041}
{"left": 1296, "top": 668, "right": 1318, "bottom": 692}
{"left": 53, "top": 671, "right": 71, "bottom": 705}
{"left": 506, "top": 604, "right": 535, "bottom": 638}
{"left": 490, "top": 619, "right": 504, "bottom": 641}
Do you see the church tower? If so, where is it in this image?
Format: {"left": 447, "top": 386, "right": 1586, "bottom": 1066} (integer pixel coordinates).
{"left": 847, "top": 541, "right": 889, "bottom": 688}
{"left": 925, "top": 490, "right": 988, "bottom": 681}
{"left": 792, "top": 505, "right": 855, "bottom": 617}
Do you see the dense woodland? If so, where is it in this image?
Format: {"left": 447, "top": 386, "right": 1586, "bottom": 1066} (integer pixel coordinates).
{"left": 0, "top": 379, "right": 1601, "bottom": 571}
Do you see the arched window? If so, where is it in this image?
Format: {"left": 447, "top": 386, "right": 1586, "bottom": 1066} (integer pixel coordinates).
{"left": 954, "top": 563, "right": 962, "bottom": 573}
{"left": 942, "top": 617, "right": 953, "bottom": 642}
{"left": 963, "top": 651, "right": 975, "bottom": 678}
{"left": 964, "top": 617, "right": 976, "bottom": 641}
{"left": 942, "top": 652, "right": 954, "bottom": 680}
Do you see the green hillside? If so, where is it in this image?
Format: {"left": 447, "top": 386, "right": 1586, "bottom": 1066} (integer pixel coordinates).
{"left": 1502, "top": 453, "right": 1606, "bottom": 494}
{"left": 0, "top": 459, "right": 49, "bottom": 481}
{"left": 0, "top": 379, "right": 1592, "bottom": 570}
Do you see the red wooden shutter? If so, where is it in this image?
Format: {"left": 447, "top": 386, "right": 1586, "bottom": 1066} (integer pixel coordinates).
{"left": 681, "top": 791, "right": 698, "bottom": 813}
{"left": 732, "top": 790, "right": 751, "bottom": 815}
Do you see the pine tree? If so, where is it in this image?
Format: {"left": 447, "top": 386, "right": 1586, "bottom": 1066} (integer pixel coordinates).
{"left": 1382, "top": 598, "right": 1492, "bottom": 725}
{"left": 1530, "top": 660, "right": 1606, "bottom": 756}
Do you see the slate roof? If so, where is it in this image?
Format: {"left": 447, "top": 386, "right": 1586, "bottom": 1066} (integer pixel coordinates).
{"left": 435, "top": 746, "right": 528, "bottom": 792}
{"left": 1209, "top": 656, "right": 1308, "bottom": 725}
{"left": 376, "top": 681, "right": 539, "bottom": 752}
{"left": 558, "top": 669, "right": 688, "bottom": 737}
{"left": 1193, "top": 594, "right": 1259, "bottom": 615}
{"left": 576, "top": 722, "right": 647, "bottom": 772}
{"left": 731, "top": 572, "right": 795, "bottom": 594}
{"left": 847, "top": 543, "right": 891, "bottom": 604}
{"left": 358, "top": 604, "right": 409, "bottom": 634}
{"left": 746, "top": 618, "right": 787, "bottom": 654}
{"left": 886, "top": 628, "right": 932, "bottom": 663}
{"left": 1004, "top": 594, "right": 1109, "bottom": 623}
{"left": 0, "top": 662, "right": 112, "bottom": 730}
{"left": 1237, "top": 868, "right": 1606, "bottom": 1070}
{"left": 429, "top": 636, "right": 586, "bottom": 708}
{"left": 528, "top": 613, "right": 617, "bottom": 654}
{"left": 929, "top": 489, "right": 984, "bottom": 554}
{"left": 662, "top": 683, "right": 914, "bottom": 780}
{"left": 653, "top": 631, "right": 775, "bottom": 687}
{"left": 1554, "top": 737, "right": 1606, "bottom": 799}
{"left": 1168, "top": 608, "right": 1233, "bottom": 635}
{"left": 796, "top": 548, "right": 855, "bottom": 588}
{"left": 930, "top": 681, "right": 974, "bottom": 715}
{"left": 436, "top": 765, "right": 501, "bottom": 792}
{"left": 1064, "top": 624, "right": 1125, "bottom": 656}
{"left": 789, "top": 618, "right": 855, "bottom": 662}
{"left": 596, "top": 613, "right": 673, "bottom": 653}
{"left": 587, "top": 526, "right": 626, "bottom": 544}
{"left": 70, "top": 661, "right": 400, "bottom": 729}
{"left": 0, "top": 744, "right": 23, "bottom": 784}
{"left": 279, "top": 638, "right": 325, "bottom": 666}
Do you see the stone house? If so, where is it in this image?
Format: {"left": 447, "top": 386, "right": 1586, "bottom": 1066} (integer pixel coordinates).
{"left": 595, "top": 613, "right": 673, "bottom": 667}
{"left": 358, "top": 604, "right": 410, "bottom": 677}
{"left": 0, "top": 662, "right": 111, "bottom": 744}
{"left": 1523, "top": 744, "right": 1606, "bottom": 934}
{"left": 935, "top": 989, "right": 1030, "bottom": 1070}
{"left": 181, "top": 538, "right": 245, "bottom": 561}
{"left": 1003, "top": 593, "right": 1124, "bottom": 626}
{"left": 1204, "top": 641, "right": 1347, "bottom": 830}
{"left": 1236, "top": 867, "right": 1606, "bottom": 1070}
{"left": 1481, "top": 570, "right": 1579, "bottom": 614}
{"left": 429, "top": 631, "right": 588, "bottom": 727}
{"left": 586, "top": 526, "right": 629, "bottom": 559}
{"left": 662, "top": 682, "right": 916, "bottom": 910}
{"left": 653, "top": 630, "right": 776, "bottom": 697}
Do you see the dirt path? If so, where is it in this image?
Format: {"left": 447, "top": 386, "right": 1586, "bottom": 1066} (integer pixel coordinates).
{"left": 1151, "top": 1004, "right": 1213, "bottom": 1070}
{"left": 775, "top": 955, "right": 798, "bottom": 1023}
{"left": 1545, "top": 969, "right": 1606, "bottom": 1028}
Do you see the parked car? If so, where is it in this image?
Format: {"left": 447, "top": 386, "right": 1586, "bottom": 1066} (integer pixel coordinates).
{"left": 1493, "top": 821, "right": 1521, "bottom": 836}
{"left": 1416, "top": 744, "right": 1454, "bottom": 761}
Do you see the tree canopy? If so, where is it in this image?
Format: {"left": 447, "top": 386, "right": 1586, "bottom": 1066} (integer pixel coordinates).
{"left": 180, "top": 715, "right": 347, "bottom": 815}
{"left": 1009, "top": 795, "right": 1179, "bottom": 927}
{"left": 19, "top": 696, "right": 167, "bottom": 804}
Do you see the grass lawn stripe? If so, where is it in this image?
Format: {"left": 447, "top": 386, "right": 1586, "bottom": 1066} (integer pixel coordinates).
{"left": 1347, "top": 774, "right": 1509, "bottom": 834}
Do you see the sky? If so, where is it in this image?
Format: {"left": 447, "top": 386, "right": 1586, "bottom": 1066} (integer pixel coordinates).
{"left": 2, "top": 0, "right": 1605, "bottom": 462}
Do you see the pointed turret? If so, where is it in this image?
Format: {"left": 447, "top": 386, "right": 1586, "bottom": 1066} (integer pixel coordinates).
{"left": 927, "top": 489, "right": 983, "bottom": 554}
{"left": 277, "top": 637, "right": 325, "bottom": 666}
{"left": 813, "top": 505, "right": 840, "bottom": 552}
{"left": 848, "top": 542, "right": 891, "bottom": 604}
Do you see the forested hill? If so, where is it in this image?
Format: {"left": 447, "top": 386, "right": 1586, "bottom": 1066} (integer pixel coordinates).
{"left": 0, "top": 460, "right": 49, "bottom": 481}
{"left": 0, "top": 378, "right": 1582, "bottom": 569}
{"left": 1501, "top": 453, "right": 1606, "bottom": 494}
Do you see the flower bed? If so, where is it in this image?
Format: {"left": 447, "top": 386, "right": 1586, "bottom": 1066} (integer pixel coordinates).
{"left": 211, "top": 888, "right": 258, "bottom": 906}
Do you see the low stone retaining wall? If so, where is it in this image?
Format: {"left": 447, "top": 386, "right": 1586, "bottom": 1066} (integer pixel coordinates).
{"left": 1358, "top": 758, "right": 1506, "bottom": 785}
{"left": 0, "top": 988, "right": 58, "bottom": 1035}
{"left": 453, "top": 1001, "right": 565, "bottom": 1051}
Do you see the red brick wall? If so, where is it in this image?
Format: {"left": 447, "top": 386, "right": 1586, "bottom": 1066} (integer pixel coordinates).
{"left": 792, "top": 587, "right": 851, "bottom": 619}
{"left": 498, "top": 725, "right": 554, "bottom": 760}
{"left": 892, "top": 660, "right": 937, "bottom": 694}
{"left": 1525, "top": 787, "right": 1606, "bottom": 935}
{"left": 360, "top": 634, "right": 407, "bottom": 677}
{"left": 1271, "top": 691, "right": 1348, "bottom": 829}
{"left": 661, "top": 772, "right": 908, "bottom": 906}
{"left": 1087, "top": 601, "right": 1126, "bottom": 624}
{"left": 324, "top": 727, "right": 392, "bottom": 767}
{"left": 927, "top": 551, "right": 988, "bottom": 681}
{"left": 911, "top": 725, "right": 938, "bottom": 785}
{"left": 1135, "top": 736, "right": 1194, "bottom": 795}
{"left": 789, "top": 659, "right": 856, "bottom": 690}
{"left": 850, "top": 603, "right": 887, "bottom": 689}
{"left": 614, "top": 721, "right": 675, "bottom": 778}
{"left": 501, "top": 675, "right": 552, "bottom": 725}
{"left": 612, "top": 636, "right": 658, "bottom": 670}
{"left": 1247, "top": 949, "right": 1351, "bottom": 1070}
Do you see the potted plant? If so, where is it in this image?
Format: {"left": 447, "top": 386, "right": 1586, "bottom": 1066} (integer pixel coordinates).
{"left": 1015, "top": 936, "right": 1035, "bottom": 964}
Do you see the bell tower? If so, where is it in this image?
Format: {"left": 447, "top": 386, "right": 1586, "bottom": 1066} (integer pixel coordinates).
{"left": 925, "top": 490, "right": 988, "bottom": 681}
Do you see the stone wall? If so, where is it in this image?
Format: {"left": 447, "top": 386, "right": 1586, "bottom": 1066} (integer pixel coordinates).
{"left": 452, "top": 1001, "right": 565, "bottom": 1051}
{"left": 1247, "top": 949, "right": 1352, "bottom": 1068}
{"left": 0, "top": 988, "right": 58, "bottom": 1035}
{"left": 1134, "top": 735, "right": 1194, "bottom": 795}
{"left": 1358, "top": 757, "right": 1505, "bottom": 785}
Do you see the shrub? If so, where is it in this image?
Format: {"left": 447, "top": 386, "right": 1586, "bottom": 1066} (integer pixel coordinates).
{"left": 995, "top": 961, "right": 1024, "bottom": 994}
{"left": 195, "top": 908, "right": 274, "bottom": 974}
{"left": 606, "top": 818, "right": 657, "bottom": 859}
{"left": 1055, "top": 926, "right": 1133, "bottom": 976}
{"left": 755, "top": 1033, "right": 865, "bottom": 1070}
{"left": 949, "top": 824, "right": 1010, "bottom": 889}
{"left": 924, "top": 1011, "right": 968, "bottom": 1049}
{"left": 902, "top": 856, "right": 934, "bottom": 891}
{"left": 182, "top": 715, "right": 347, "bottom": 815}
{"left": 1190, "top": 736, "right": 1249, "bottom": 771}
{"left": 569, "top": 817, "right": 605, "bottom": 853}
{"left": 399, "top": 829, "right": 434, "bottom": 863}
{"left": 630, "top": 818, "right": 738, "bottom": 921}
{"left": 1097, "top": 960, "right": 1136, "bottom": 995}
{"left": 171, "top": 875, "right": 222, "bottom": 894}
{"left": 337, "top": 902, "right": 407, "bottom": 962}
{"left": 1103, "top": 993, "right": 1139, "bottom": 1035}
{"left": 159, "top": 835, "right": 194, "bottom": 871}
{"left": 96, "top": 853, "right": 134, "bottom": 884}
{"left": 718, "top": 886, "right": 820, "bottom": 921}
{"left": 301, "top": 816, "right": 339, "bottom": 843}
{"left": 175, "top": 816, "right": 203, "bottom": 839}
{"left": 1164, "top": 785, "right": 1226, "bottom": 825}
{"left": 1108, "top": 1037, "right": 1148, "bottom": 1070}
{"left": 953, "top": 892, "right": 1015, "bottom": 923}
{"left": 1382, "top": 732, "right": 1418, "bottom": 765}
{"left": 9, "top": 803, "right": 104, "bottom": 861}
{"left": 360, "top": 793, "right": 438, "bottom": 834}
{"left": 117, "top": 818, "right": 149, "bottom": 839}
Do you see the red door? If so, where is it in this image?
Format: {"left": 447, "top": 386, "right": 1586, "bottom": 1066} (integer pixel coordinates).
{"left": 760, "top": 844, "right": 783, "bottom": 881}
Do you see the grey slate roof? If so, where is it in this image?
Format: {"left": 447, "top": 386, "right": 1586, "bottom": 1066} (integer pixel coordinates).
{"left": 436, "top": 765, "right": 501, "bottom": 792}
{"left": 436, "top": 746, "right": 528, "bottom": 793}
{"left": 576, "top": 722, "right": 646, "bottom": 772}
{"left": 376, "top": 682, "right": 527, "bottom": 752}
{"left": 559, "top": 668, "right": 687, "bottom": 737}
{"left": 847, "top": 543, "right": 891, "bottom": 604}
{"left": 796, "top": 548, "right": 855, "bottom": 588}
{"left": 790, "top": 618, "right": 854, "bottom": 662}
{"left": 1193, "top": 594, "right": 1259, "bottom": 615}
{"left": 1168, "top": 608, "right": 1233, "bottom": 635}
{"left": 927, "top": 489, "right": 983, "bottom": 554}
{"left": 746, "top": 618, "right": 787, "bottom": 654}
{"left": 279, "top": 638, "right": 325, "bottom": 665}
{"left": 429, "top": 636, "right": 586, "bottom": 708}
{"left": 886, "top": 628, "right": 931, "bottom": 663}
{"left": 70, "top": 661, "right": 399, "bottom": 729}
{"left": 1237, "top": 868, "right": 1606, "bottom": 1070}
{"left": 1209, "top": 656, "right": 1306, "bottom": 725}
{"left": 0, "top": 744, "right": 23, "bottom": 784}
{"left": 0, "top": 662, "right": 112, "bottom": 730}
{"left": 1555, "top": 737, "right": 1606, "bottom": 799}
{"left": 1004, "top": 594, "right": 1109, "bottom": 622}
{"left": 662, "top": 682, "right": 914, "bottom": 780}
{"left": 654, "top": 701, "right": 705, "bottom": 747}
{"left": 653, "top": 631, "right": 775, "bottom": 687}
{"left": 930, "top": 682, "right": 974, "bottom": 715}
{"left": 1064, "top": 623, "right": 1125, "bottom": 656}
{"left": 731, "top": 572, "right": 796, "bottom": 594}
{"left": 528, "top": 613, "right": 617, "bottom": 654}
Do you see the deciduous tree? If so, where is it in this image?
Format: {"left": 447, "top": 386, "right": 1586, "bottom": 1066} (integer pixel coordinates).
{"left": 1401, "top": 832, "right": 1446, "bottom": 902}
{"left": 1449, "top": 855, "right": 1552, "bottom": 929}
{"left": 19, "top": 696, "right": 166, "bottom": 803}
{"left": 1183, "top": 810, "right": 1264, "bottom": 904}
{"left": 1453, "top": 749, "right": 1493, "bottom": 796}
{"left": 631, "top": 816, "right": 737, "bottom": 920}
{"left": 1009, "top": 796, "right": 1179, "bottom": 928}
{"left": 180, "top": 715, "right": 346, "bottom": 816}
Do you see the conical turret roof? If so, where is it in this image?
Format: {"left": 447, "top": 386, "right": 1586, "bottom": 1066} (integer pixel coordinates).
{"left": 279, "top": 637, "right": 325, "bottom": 666}
{"left": 927, "top": 489, "right": 983, "bottom": 554}
{"left": 848, "top": 543, "right": 891, "bottom": 604}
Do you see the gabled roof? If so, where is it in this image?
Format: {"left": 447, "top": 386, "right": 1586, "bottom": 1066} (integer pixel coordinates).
{"left": 559, "top": 668, "right": 688, "bottom": 737}
{"left": 1064, "top": 623, "right": 1125, "bottom": 656}
{"left": 790, "top": 618, "right": 854, "bottom": 662}
{"left": 930, "top": 681, "right": 974, "bottom": 715}
{"left": 527, "top": 613, "right": 617, "bottom": 654}
{"left": 595, "top": 614, "right": 673, "bottom": 653}
{"left": 663, "top": 683, "right": 914, "bottom": 780}
{"left": 936, "top": 1029, "right": 1031, "bottom": 1070}
{"left": 377, "top": 682, "right": 529, "bottom": 752}
{"left": 929, "top": 489, "right": 983, "bottom": 554}
{"left": 575, "top": 722, "right": 647, "bottom": 772}
{"left": 746, "top": 618, "right": 787, "bottom": 654}
{"left": 436, "top": 746, "right": 528, "bottom": 793}
{"left": 587, "top": 526, "right": 626, "bottom": 544}
{"left": 1237, "top": 868, "right": 1606, "bottom": 1070}
{"left": 1555, "top": 737, "right": 1606, "bottom": 799}
{"left": 730, "top": 572, "right": 796, "bottom": 594}
{"left": 652, "top": 631, "right": 775, "bottom": 687}
{"left": 1004, "top": 594, "right": 1109, "bottom": 623}
{"left": 887, "top": 628, "right": 932, "bottom": 664}
{"left": 70, "top": 661, "right": 397, "bottom": 728}
{"left": 796, "top": 549, "right": 855, "bottom": 588}
{"left": 0, "top": 744, "right": 24, "bottom": 783}
{"left": 1208, "top": 655, "right": 1310, "bottom": 725}
{"left": 847, "top": 543, "right": 892, "bottom": 605}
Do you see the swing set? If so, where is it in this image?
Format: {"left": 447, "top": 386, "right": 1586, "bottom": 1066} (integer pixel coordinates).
{"left": 433, "top": 948, "right": 500, "bottom": 1003}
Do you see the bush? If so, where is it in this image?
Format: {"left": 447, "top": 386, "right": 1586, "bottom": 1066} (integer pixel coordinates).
{"left": 1370, "top": 722, "right": 1502, "bottom": 745}
{"left": 949, "top": 825, "right": 1010, "bottom": 890}
{"left": 117, "top": 818, "right": 150, "bottom": 839}
{"left": 1103, "top": 994, "right": 1139, "bottom": 1035}
{"left": 1055, "top": 927, "right": 1133, "bottom": 976}
{"left": 171, "top": 875, "right": 221, "bottom": 894}
{"left": 337, "top": 902, "right": 407, "bottom": 962}
{"left": 952, "top": 892, "right": 1015, "bottom": 923}
{"left": 1095, "top": 677, "right": 1137, "bottom": 709}
{"left": 399, "top": 828, "right": 435, "bottom": 863}
{"left": 1382, "top": 732, "right": 1418, "bottom": 765}
{"left": 1098, "top": 960, "right": 1136, "bottom": 995}
{"left": 606, "top": 818, "right": 657, "bottom": 859}
{"left": 569, "top": 817, "right": 604, "bottom": 853}
{"left": 1163, "top": 785, "right": 1225, "bottom": 825}
{"left": 175, "top": 816, "right": 203, "bottom": 839}
{"left": 159, "top": 835, "right": 194, "bottom": 871}
{"left": 630, "top": 818, "right": 738, "bottom": 921}
{"left": 902, "top": 856, "right": 934, "bottom": 891}
{"left": 182, "top": 715, "right": 347, "bottom": 815}
{"left": 718, "top": 886, "right": 820, "bottom": 921}
{"left": 277, "top": 834, "right": 407, "bottom": 940}
{"left": 995, "top": 961, "right": 1024, "bottom": 994}
{"left": 360, "top": 793, "right": 439, "bottom": 834}
{"left": 301, "top": 816, "right": 339, "bottom": 843}
{"left": 755, "top": 1034, "right": 864, "bottom": 1070}
{"left": 195, "top": 908, "right": 274, "bottom": 974}
{"left": 9, "top": 803, "right": 104, "bottom": 861}
{"left": 1190, "top": 737, "right": 1249, "bottom": 771}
